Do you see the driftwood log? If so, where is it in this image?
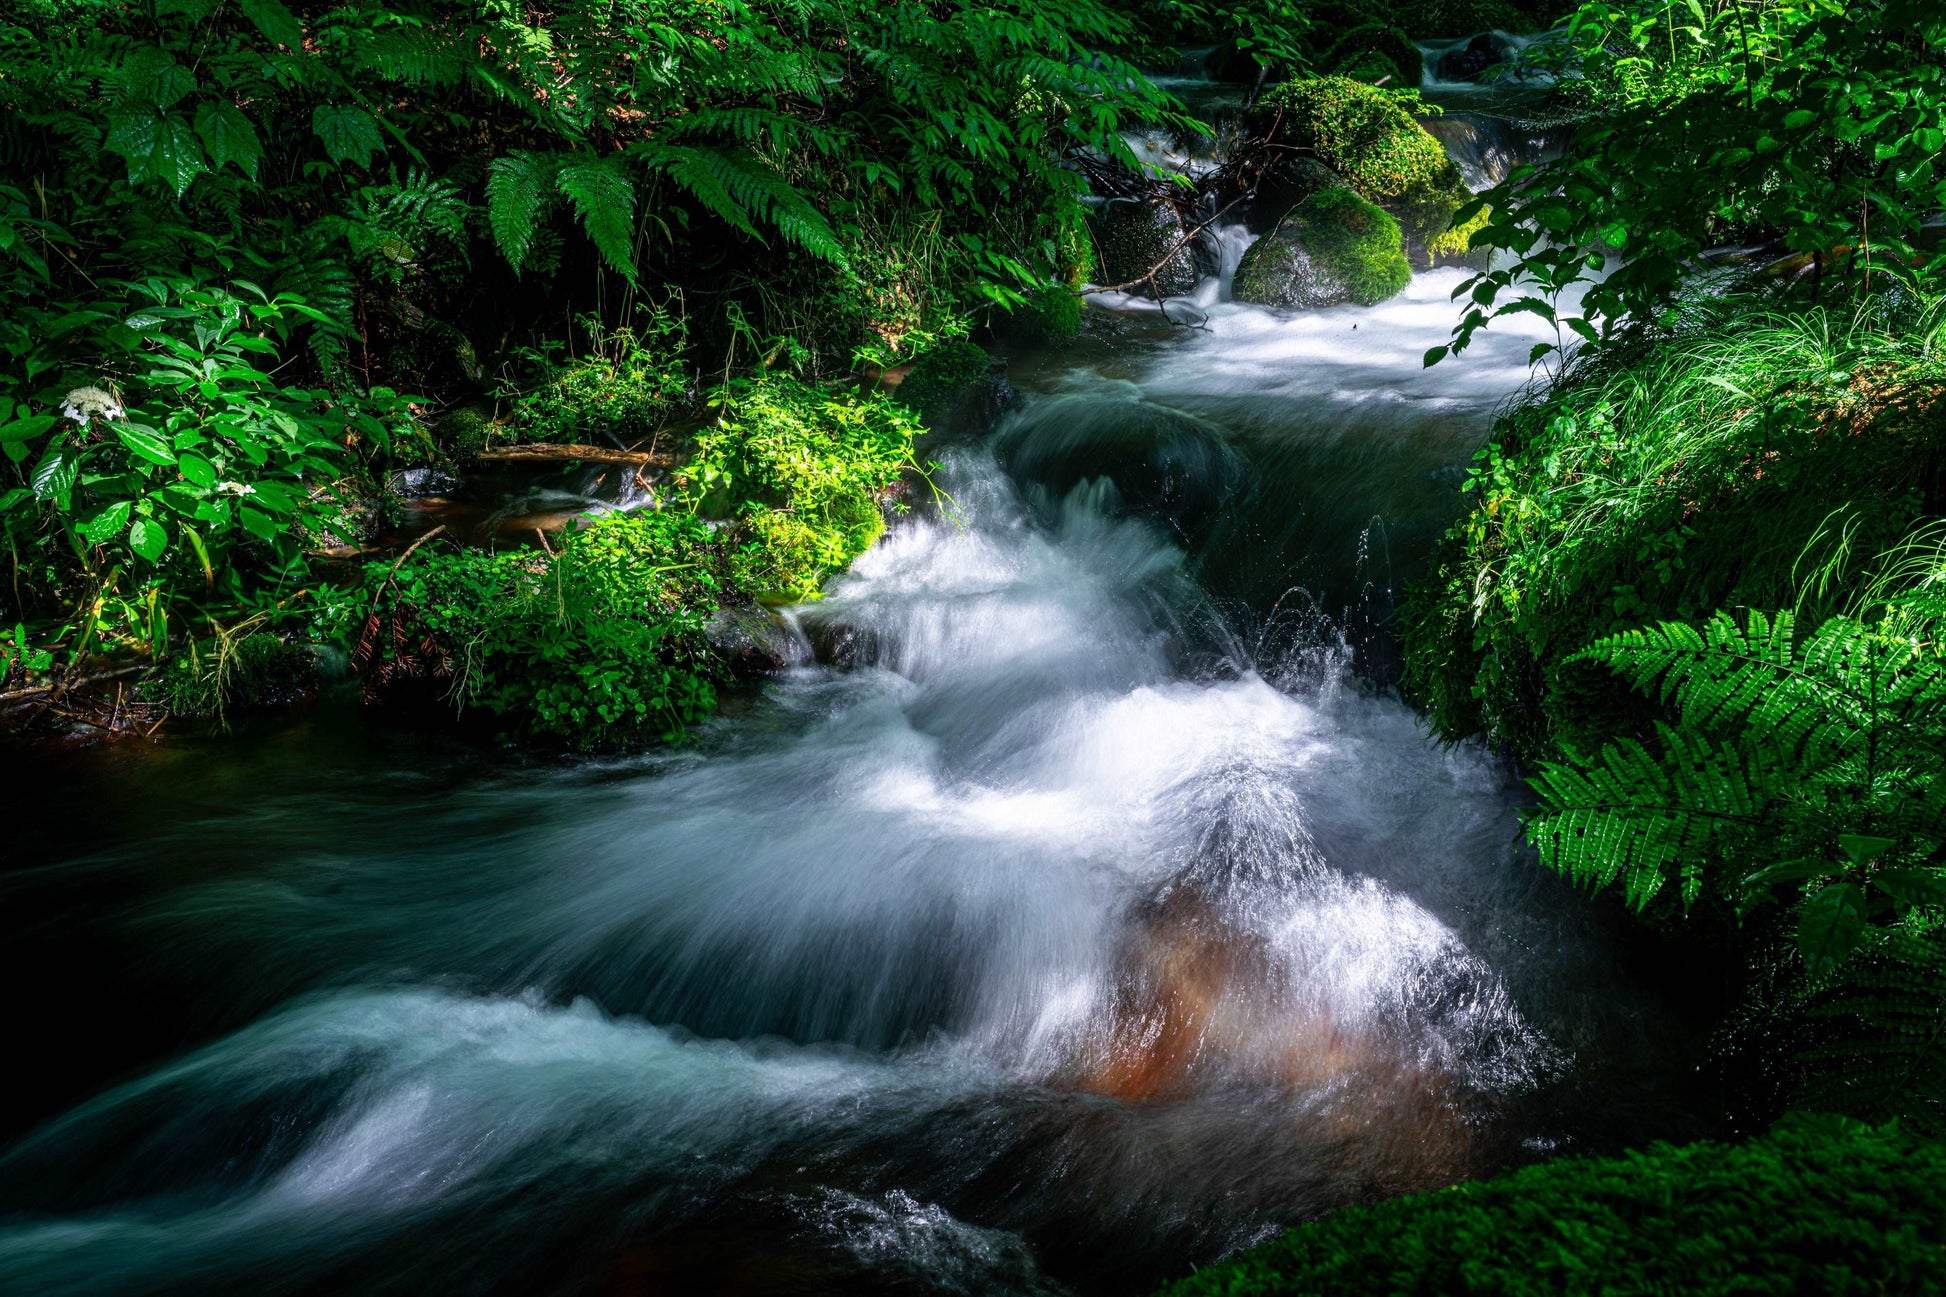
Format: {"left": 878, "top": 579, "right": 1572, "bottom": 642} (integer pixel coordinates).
{"left": 475, "top": 443, "right": 677, "bottom": 470}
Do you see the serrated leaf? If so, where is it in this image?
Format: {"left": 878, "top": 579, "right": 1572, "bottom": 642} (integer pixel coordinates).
{"left": 312, "top": 104, "right": 385, "bottom": 170}
{"left": 116, "top": 423, "right": 177, "bottom": 466}
{"left": 78, "top": 500, "right": 132, "bottom": 544}
{"left": 195, "top": 101, "right": 263, "bottom": 180}
{"left": 486, "top": 152, "right": 557, "bottom": 273}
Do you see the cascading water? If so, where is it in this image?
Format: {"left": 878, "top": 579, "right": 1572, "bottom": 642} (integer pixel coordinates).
{"left": 0, "top": 86, "right": 1699, "bottom": 1297}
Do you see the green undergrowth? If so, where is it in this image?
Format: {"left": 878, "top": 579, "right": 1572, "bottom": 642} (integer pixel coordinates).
{"left": 320, "top": 373, "right": 916, "bottom": 744}
{"left": 1402, "top": 298, "right": 1946, "bottom": 764}
{"left": 493, "top": 308, "right": 692, "bottom": 450}
{"left": 1158, "top": 1116, "right": 1946, "bottom": 1297}
{"left": 144, "top": 628, "right": 323, "bottom": 724}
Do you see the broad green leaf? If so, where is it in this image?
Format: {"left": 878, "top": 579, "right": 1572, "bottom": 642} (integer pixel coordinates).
{"left": 312, "top": 105, "right": 385, "bottom": 170}
{"left": 116, "top": 423, "right": 178, "bottom": 466}
{"left": 195, "top": 101, "right": 263, "bottom": 181}
{"left": 0, "top": 414, "right": 57, "bottom": 443}
{"left": 238, "top": 0, "right": 304, "bottom": 49}
{"left": 31, "top": 446, "right": 76, "bottom": 501}
{"left": 128, "top": 516, "right": 168, "bottom": 561}
{"left": 1837, "top": 833, "right": 1897, "bottom": 866}
{"left": 237, "top": 506, "right": 279, "bottom": 541}
{"left": 1875, "top": 868, "right": 1946, "bottom": 910}
{"left": 176, "top": 452, "right": 218, "bottom": 488}
{"left": 1799, "top": 882, "right": 1866, "bottom": 977}
{"left": 1783, "top": 109, "right": 1817, "bottom": 130}
{"left": 78, "top": 500, "right": 132, "bottom": 544}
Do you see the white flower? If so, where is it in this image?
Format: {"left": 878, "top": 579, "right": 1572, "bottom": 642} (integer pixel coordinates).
{"left": 215, "top": 480, "right": 257, "bottom": 497}
{"left": 60, "top": 385, "right": 125, "bottom": 428}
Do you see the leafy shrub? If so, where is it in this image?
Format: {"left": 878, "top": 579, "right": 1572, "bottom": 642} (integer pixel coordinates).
{"left": 1440, "top": 0, "right": 1946, "bottom": 367}
{"left": 146, "top": 629, "right": 321, "bottom": 722}
{"left": 1249, "top": 77, "right": 1470, "bottom": 261}
{"left": 500, "top": 309, "right": 691, "bottom": 448}
{"left": 0, "top": 256, "right": 417, "bottom": 659}
{"left": 684, "top": 375, "right": 917, "bottom": 601}
{"left": 1158, "top": 1116, "right": 1946, "bottom": 1297}
{"left": 316, "top": 511, "right": 723, "bottom": 744}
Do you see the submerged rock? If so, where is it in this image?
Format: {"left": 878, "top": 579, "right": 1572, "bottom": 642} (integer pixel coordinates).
{"left": 706, "top": 604, "right": 810, "bottom": 676}
{"left": 1435, "top": 32, "right": 1505, "bottom": 81}
{"left": 1088, "top": 198, "right": 1201, "bottom": 299}
{"left": 1234, "top": 187, "right": 1411, "bottom": 309}
{"left": 894, "top": 339, "right": 1018, "bottom": 435}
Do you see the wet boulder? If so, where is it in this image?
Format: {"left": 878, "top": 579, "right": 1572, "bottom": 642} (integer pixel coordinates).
{"left": 1087, "top": 198, "right": 1202, "bottom": 299}
{"left": 1435, "top": 32, "right": 1505, "bottom": 81}
{"left": 1234, "top": 187, "right": 1410, "bottom": 309}
{"left": 705, "top": 604, "right": 809, "bottom": 676}
{"left": 892, "top": 339, "right": 1018, "bottom": 435}
{"left": 1245, "top": 76, "right": 1475, "bottom": 270}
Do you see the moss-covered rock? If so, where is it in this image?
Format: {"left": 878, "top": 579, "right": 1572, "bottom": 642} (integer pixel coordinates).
{"left": 895, "top": 337, "right": 993, "bottom": 430}
{"left": 1248, "top": 77, "right": 1474, "bottom": 269}
{"left": 1004, "top": 284, "right": 1083, "bottom": 345}
{"left": 147, "top": 633, "right": 322, "bottom": 720}
{"left": 1157, "top": 1117, "right": 1946, "bottom": 1297}
{"left": 1234, "top": 187, "right": 1410, "bottom": 309}
{"left": 1088, "top": 198, "right": 1201, "bottom": 299}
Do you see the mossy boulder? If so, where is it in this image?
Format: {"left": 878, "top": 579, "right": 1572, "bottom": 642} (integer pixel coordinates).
{"left": 893, "top": 337, "right": 1014, "bottom": 434}
{"left": 1233, "top": 187, "right": 1410, "bottom": 309}
{"left": 1425, "top": 200, "right": 1492, "bottom": 268}
{"left": 1249, "top": 76, "right": 1476, "bottom": 269}
{"left": 1087, "top": 198, "right": 1201, "bottom": 299}
{"left": 1003, "top": 284, "right": 1083, "bottom": 345}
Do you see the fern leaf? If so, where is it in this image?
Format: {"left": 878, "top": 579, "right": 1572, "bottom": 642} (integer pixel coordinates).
{"left": 485, "top": 151, "right": 557, "bottom": 274}
{"left": 556, "top": 153, "right": 637, "bottom": 281}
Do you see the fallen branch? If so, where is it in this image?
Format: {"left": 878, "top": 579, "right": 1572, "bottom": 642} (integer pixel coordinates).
{"left": 476, "top": 443, "right": 677, "bottom": 469}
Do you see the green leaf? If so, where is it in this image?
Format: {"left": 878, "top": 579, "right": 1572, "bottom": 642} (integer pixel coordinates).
{"left": 116, "top": 423, "right": 178, "bottom": 466}
{"left": 1423, "top": 345, "right": 1449, "bottom": 368}
{"left": 78, "top": 500, "right": 132, "bottom": 544}
{"left": 1783, "top": 109, "right": 1817, "bottom": 130}
{"left": 1837, "top": 834, "right": 1897, "bottom": 866}
{"left": 238, "top": 0, "right": 303, "bottom": 49}
{"left": 106, "top": 111, "right": 207, "bottom": 195}
{"left": 177, "top": 452, "right": 218, "bottom": 489}
{"left": 1800, "top": 882, "right": 1867, "bottom": 977}
{"left": 485, "top": 152, "right": 557, "bottom": 274}
{"left": 31, "top": 446, "right": 76, "bottom": 502}
{"left": 0, "top": 414, "right": 57, "bottom": 444}
{"left": 128, "top": 516, "right": 169, "bottom": 561}
{"left": 237, "top": 506, "right": 279, "bottom": 541}
{"left": 195, "top": 101, "right": 263, "bottom": 181}
{"left": 1875, "top": 868, "right": 1946, "bottom": 910}
{"left": 312, "top": 104, "right": 385, "bottom": 170}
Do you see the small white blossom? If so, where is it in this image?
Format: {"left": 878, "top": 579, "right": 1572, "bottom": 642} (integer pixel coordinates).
{"left": 60, "top": 385, "right": 124, "bottom": 428}
{"left": 215, "top": 480, "right": 257, "bottom": 497}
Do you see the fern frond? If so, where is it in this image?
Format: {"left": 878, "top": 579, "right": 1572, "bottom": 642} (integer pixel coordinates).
{"left": 636, "top": 144, "right": 846, "bottom": 266}
{"left": 555, "top": 153, "right": 637, "bottom": 281}
{"left": 485, "top": 150, "right": 558, "bottom": 274}
{"left": 1797, "top": 920, "right": 1946, "bottom": 1138}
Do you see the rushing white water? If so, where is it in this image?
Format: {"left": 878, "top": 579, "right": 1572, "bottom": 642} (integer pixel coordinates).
{"left": 1, "top": 112, "right": 1663, "bottom": 1296}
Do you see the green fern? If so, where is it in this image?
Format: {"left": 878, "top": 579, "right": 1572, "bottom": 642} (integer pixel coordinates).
{"left": 635, "top": 143, "right": 847, "bottom": 266}
{"left": 1797, "top": 918, "right": 1946, "bottom": 1138}
{"left": 555, "top": 153, "right": 637, "bottom": 280}
{"left": 485, "top": 150, "right": 559, "bottom": 274}
{"left": 1527, "top": 608, "right": 1946, "bottom": 970}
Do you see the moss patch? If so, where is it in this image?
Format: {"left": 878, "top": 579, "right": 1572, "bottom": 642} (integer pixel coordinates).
{"left": 1158, "top": 1117, "right": 1946, "bottom": 1297}
{"left": 1251, "top": 77, "right": 1472, "bottom": 265}
{"left": 894, "top": 337, "right": 992, "bottom": 425}
{"left": 1236, "top": 187, "right": 1410, "bottom": 309}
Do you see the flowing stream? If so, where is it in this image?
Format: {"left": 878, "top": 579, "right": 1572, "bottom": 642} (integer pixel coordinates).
{"left": 0, "top": 93, "right": 1709, "bottom": 1297}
